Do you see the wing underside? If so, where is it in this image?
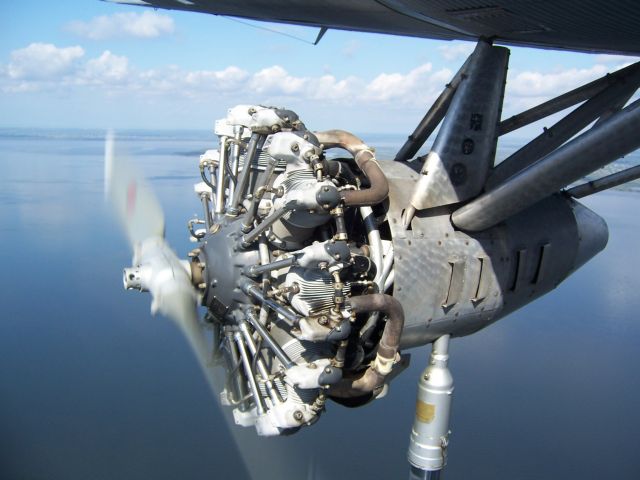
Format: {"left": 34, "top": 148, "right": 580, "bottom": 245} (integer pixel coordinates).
{"left": 112, "top": 0, "right": 640, "bottom": 55}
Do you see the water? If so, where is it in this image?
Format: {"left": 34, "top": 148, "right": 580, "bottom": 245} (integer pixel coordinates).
{"left": 1, "top": 129, "right": 639, "bottom": 479}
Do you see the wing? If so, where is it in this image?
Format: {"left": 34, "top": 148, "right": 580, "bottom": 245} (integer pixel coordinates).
{"left": 110, "top": 0, "right": 640, "bottom": 55}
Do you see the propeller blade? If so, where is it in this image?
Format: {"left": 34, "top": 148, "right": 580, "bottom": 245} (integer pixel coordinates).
{"left": 104, "top": 131, "right": 215, "bottom": 393}
{"left": 122, "top": 235, "right": 217, "bottom": 394}
{"left": 158, "top": 289, "right": 218, "bottom": 392}
{"left": 104, "top": 131, "right": 165, "bottom": 249}
{"left": 103, "top": 131, "right": 311, "bottom": 480}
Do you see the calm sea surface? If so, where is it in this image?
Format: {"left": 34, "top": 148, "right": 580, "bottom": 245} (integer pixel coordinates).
{"left": 1, "top": 129, "right": 639, "bottom": 479}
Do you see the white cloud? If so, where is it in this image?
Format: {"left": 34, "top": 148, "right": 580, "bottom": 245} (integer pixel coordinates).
{"left": 363, "top": 64, "right": 452, "bottom": 103}
{"left": 184, "top": 66, "right": 249, "bottom": 91}
{"left": 235, "top": 63, "right": 453, "bottom": 106}
{"left": 508, "top": 64, "right": 609, "bottom": 98}
{"left": 6, "top": 43, "right": 84, "bottom": 80}
{"left": 82, "top": 51, "right": 130, "bottom": 84}
{"left": 2, "top": 41, "right": 633, "bottom": 125}
{"left": 307, "top": 74, "right": 363, "bottom": 101}
{"left": 438, "top": 42, "right": 475, "bottom": 62}
{"left": 0, "top": 48, "right": 462, "bottom": 109}
{"left": 67, "top": 11, "right": 175, "bottom": 40}
{"left": 596, "top": 54, "right": 640, "bottom": 64}
{"left": 249, "top": 65, "right": 307, "bottom": 95}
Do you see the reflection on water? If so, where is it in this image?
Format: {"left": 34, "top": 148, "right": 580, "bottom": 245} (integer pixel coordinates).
{"left": 1, "top": 130, "right": 639, "bottom": 479}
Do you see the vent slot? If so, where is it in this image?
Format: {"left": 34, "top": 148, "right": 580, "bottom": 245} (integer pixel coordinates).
{"left": 510, "top": 249, "right": 527, "bottom": 292}
{"left": 443, "top": 259, "right": 465, "bottom": 308}
{"left": 473, "top": 256, "right": 491, "bottom": 301}
{"left": 533, "top": 243, "right": 550, "bottom": 284}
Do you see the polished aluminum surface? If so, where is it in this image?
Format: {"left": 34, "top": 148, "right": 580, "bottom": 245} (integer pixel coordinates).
{"left": 379, "top": 160, "right": 608, "bottom": 348}
{"left": 408, "top": 335, "right": 453, "bottom": 473}
{"left": 408, "top": 42, "right": 508, "bottom": 211}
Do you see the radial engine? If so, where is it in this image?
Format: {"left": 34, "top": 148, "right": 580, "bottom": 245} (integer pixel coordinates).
{"left": 187, "top": 105, "right": 405, "bottom": 435}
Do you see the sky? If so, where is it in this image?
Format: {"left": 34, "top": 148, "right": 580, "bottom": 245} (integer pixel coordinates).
{"left": 1, "top": 0, "right": 638, "bottom": 134}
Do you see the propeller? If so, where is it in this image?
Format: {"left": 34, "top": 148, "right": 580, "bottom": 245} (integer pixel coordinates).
{"left": 103, "top": 131, "right": 323, "bottom": 480}
{"left": 104, "top": 131, "right": 217, "bottom": 393}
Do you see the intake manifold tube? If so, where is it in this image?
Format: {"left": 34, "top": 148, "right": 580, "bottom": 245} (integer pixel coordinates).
{"left": 328, "top": 293, "right": 404, "bottom": 398}
{"left": 314, "top": 130, "right": 389, "bottom": 207}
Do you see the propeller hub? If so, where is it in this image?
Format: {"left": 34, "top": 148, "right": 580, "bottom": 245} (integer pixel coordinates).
{"left": 200, "top": 220, "right": 260, "bottom": 315}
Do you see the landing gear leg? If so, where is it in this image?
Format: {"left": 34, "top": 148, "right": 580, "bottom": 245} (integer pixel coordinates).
{"left": 408, "top": 334, "right": 454, "bottom": 479}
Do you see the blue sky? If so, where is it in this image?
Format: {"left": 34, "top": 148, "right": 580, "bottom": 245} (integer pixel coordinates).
{"left": 1, "top": 0, "right": 638, "bottom": 133}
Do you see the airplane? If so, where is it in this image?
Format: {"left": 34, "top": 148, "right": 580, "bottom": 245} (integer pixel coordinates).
{"left": 104, "top": 1, "right": 640, "bottom": 478}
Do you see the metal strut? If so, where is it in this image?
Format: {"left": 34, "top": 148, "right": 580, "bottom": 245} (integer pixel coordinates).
{"left": 452, "top": 98, "right": 640, "bottom": 231}
{"left": 402, "top": 39, "right": 509, "bottom": 227}
{"left": 394, "top": 56, "right": 471, "bottom": 163}
{"left": 488, "top": 61, "right": 640, "bottom": 189}
{"left": 567, "top": 164, "right": 640, "bottom": 198}
{"left": 398, "top": 40, "right": 640, "bottom": 233}
{"left": 497, "top": 61, "right": 640, "bottom": 136}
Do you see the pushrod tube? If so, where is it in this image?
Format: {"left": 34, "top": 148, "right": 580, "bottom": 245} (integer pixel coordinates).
{"left": 244, "top": 308, "right": 295, "bottom": 369}
{"left": 230, "top": 133, "right": 264, "bottom": 214}
{"left": 242, "top": 155, "right": 280, "bottom": 232}
{"left": 200, "top": 193, "right": 212, "bottom": 229}
{"left": 241, "top": 281, "right": 301, "bottom": 326}
{"left": 225, "top": 331, "right": 249, "bottom": 410}
{"left": 239, "top": 321, "right": 282, "bottom": 403}
{"left": 214, "top": 136, "right": 228, "bottom": 216}
{"left": 234, "top": 331, "right": 265, "bottom": 413}
{"left": 245, "top": 256, "right": 296, "bottom": 278}
{"left": 241, "top": 207, "right": 289, "bottom": 247}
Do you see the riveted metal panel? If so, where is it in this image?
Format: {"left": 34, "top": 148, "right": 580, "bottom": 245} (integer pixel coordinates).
{"left": 409, "top": 43, "right": 509, "bottom": 210}
{"left": 381, "top": 159, "right": 605, "bottom": 348}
